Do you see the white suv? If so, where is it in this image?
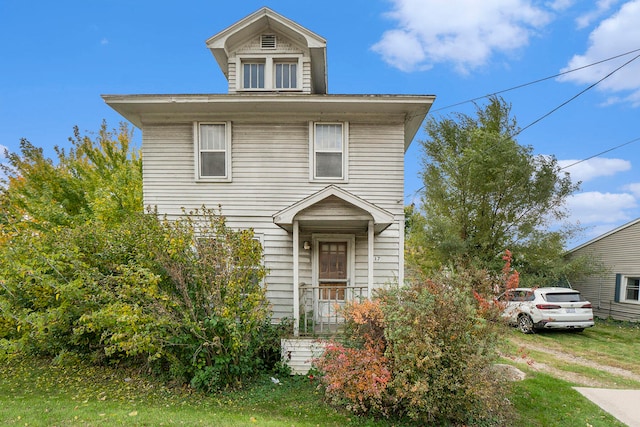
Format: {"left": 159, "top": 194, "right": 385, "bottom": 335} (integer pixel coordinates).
{"left": 498, "top": 287, "right": 595, "bottom": 334}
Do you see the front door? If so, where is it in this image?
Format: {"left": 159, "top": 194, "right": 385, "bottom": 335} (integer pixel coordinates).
{"left": 316, "top": 240, "right": 349, "bottom": 327}
{"left": 319, "top": 241, "right": 348, "bottom": 300}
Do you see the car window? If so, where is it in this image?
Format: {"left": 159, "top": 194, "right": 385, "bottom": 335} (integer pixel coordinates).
{"left": 545, "top": 292, "right": 582, "bottom": 302}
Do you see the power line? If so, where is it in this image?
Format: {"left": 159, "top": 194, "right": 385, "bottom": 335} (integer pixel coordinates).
{"left": 560, "top": 136, "right": 640, "bottom": 170}
{"left": 406, "top": 51, "right": 640, "bottom": 202}
{"left": 431, "top": 47, "right": 640, "bottom": 113}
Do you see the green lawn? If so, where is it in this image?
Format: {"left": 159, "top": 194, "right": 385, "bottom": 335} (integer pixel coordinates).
{"left": 1, "top": 319, "right": 638, "bottom": 426}
{"left": 0, "top": 356, "right": 387, "bottom": 427}
{"left": 503, "top": 319, "right": 640, "bottom": 427}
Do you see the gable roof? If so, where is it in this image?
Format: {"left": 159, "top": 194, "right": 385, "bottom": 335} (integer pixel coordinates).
{"left": 273, "top": 185, "right": 395, "bottom": 234}
{"left": 568, "top": 217, "right": 640, "bottom": 253}
{"left": 206, "top": 7, "right": 327, "bottom": 94}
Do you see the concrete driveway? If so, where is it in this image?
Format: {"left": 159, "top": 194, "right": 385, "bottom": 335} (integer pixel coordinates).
{"left": 575, "top": 388, "right": 640, "bottom": 427}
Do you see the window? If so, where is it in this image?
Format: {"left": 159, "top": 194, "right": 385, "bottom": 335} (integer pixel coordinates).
{"left": 275, "top": 62, "right": 297, "bottom": 89}
{"left": 624, "top": 277, "right": 640, "bottom": 302}
{"left": 238, "top": 55, "right": 301, "bottom": 91}
{"left": 311, "top": 122, "right": 348, "bottom": 180}
{"left": 243, "top": 62, "right": 265, "bottom": 89}
{"left": 195, "top": 122, "right": 231, "bottom": 181}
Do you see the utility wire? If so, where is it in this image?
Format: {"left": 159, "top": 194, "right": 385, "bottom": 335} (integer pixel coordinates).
{"left": 432, "top": 47, "right": 640, "bottom": 113}
{"left": 560, "top": 136, "right": 640, "bottom": 170}
{"left": 406, "top": 51, "right": 640, "bottom": 202}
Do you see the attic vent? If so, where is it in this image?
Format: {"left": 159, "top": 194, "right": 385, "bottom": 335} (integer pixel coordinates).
{"left": 261, "top": 34, "right": 276, "bottom": 49}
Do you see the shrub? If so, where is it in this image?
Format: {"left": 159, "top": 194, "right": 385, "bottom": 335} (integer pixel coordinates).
{"left": 315, "top": 269, "right": 512, "bottom": 425}
{"left": 314, "top": 299, "right": 391, "bottom": 416}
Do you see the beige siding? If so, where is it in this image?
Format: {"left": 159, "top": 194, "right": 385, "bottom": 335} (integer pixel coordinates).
{"left": 226, "top": 31, "right": 312, "bottom": 94}
{"left": 142, "top": 118, "right": 406, "bottom": 320}
{"left": 569, "top": 220, "right": 640, "bottom": 321}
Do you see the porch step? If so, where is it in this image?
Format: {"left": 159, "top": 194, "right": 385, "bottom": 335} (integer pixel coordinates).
{"left": 281, "top": 338, "right": 327, "bottom": 375}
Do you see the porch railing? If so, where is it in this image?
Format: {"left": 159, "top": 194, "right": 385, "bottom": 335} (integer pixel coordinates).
{"left": 299, "top": 284, "right": 369, "bottom": 336}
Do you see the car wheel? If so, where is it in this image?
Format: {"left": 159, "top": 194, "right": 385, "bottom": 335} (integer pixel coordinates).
{"left": 517, "top": 315, "right": 534, "bottom": 334}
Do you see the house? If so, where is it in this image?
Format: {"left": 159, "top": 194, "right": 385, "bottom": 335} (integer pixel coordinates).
{"left": 103, "top": 7, "right": 435, "bottom": 369}
{"left": 567, "top": 218, "right": 640, "bottom": 321}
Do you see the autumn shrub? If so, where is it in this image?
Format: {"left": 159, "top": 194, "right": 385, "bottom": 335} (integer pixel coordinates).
{"left": 313, "top": 299, "right": 391, "bottom": 416}
{"left": 1, "top": 124, "right": 276, "bottom": 390}
{"left": 315, "top": 269, "right": 511, "bottom": 425}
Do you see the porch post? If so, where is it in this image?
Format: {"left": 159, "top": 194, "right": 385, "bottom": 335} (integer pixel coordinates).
{"left": 368, "top": 219, "right": 374, "bottom": 299}
{"left": 293, "top": 219, "right": 300, "bottom": 337}
{"left": 398, "top": 217, "right": 404, "bottom": 286}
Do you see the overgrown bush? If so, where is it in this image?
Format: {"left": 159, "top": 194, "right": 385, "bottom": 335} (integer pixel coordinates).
{"left": 0, "top": 124, "right": 277, "bottom": 391}
{"left": 315, "top": 269, "right": 512, "bottom": 425}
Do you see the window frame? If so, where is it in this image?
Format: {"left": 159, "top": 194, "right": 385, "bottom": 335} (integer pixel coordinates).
{"left": 242, "top": 61, "right": 265, "bottom": 89}
{"left": 621, "top": 275, "right": 640, "bottom": 304}
{"left": 309, "top": 121, "right": 349, "bottom": 182}
{"left": 237, "top": 54, "right": 302, "bottom": 92}
{"left": 194, "top": 121, "right": 232, "bottom": 182}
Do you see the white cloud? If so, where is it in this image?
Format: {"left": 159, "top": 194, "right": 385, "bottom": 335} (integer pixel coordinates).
{"left": 558, "top": 1, "right": 640, "bottom": 106}
{"left": 547, "top": 0, "right": 577, "bottom": 11}
{"left": 100, "top": 38, "right": 109, "bottom": 45}
{"left": 558, "top": 157, "right": 631, "bottom": 183}
{"left": 565, "top": 191, "right": 636, "bottom": 224}
{"left": 575, "top": 0, "right": 620, "bottom": 29}
{"left": 372, "top": 0, "right": 551, "bottom": 73}
{"left": 623, "top": 182, "right": 640, "bottom": 196}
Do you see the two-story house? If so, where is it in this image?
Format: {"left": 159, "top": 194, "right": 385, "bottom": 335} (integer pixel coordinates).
{"left": 103, "top": 7, "right": 435, "bottom": 348}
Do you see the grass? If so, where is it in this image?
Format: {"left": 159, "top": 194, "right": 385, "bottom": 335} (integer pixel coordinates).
{"left": 501, "top": 318, "right": 640, "bottom": 427}
{"left": 1, "top": 319, "right": 638, "bottom": 426}
{"left": 0, "top": 356, "right": 387, "bottom": 427}
{"left": 509, "top": 373, "right": 626, "bottom": 427}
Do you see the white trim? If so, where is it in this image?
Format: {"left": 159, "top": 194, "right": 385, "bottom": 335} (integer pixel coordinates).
{"left": 293, "top": 220, "right": 300, "bottom": 336}
{"left": 273, "top": 185, "right": 394, "bottom": 233}
{"left": 620, "top": 274, "right": 640, "bottom": 304}
{"left": 398, "top": 218, "right": 404, "bottom": 286}
{"left": 368, "top": 220, "right": 374, "bottom": 296}
{"left": 309, "top": 121, "right": 349, "bottom": 182}
{"left": 194, "top": 121, "right": 232, "bottom": 182}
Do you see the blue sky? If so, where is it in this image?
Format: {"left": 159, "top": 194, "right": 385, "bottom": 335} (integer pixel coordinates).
{"left": 1, "top": 0, "right": 639, "bottom": 248}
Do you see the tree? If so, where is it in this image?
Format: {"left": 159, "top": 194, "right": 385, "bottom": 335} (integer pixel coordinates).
{"left": 0, "top": 121, "right": 142, "bottom": 230}
{"left": 409, "top": 97, "right": 581, "bottom": 282}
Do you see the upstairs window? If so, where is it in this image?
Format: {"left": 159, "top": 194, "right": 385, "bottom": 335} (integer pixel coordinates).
{"left": 275, "top": 62, "right": 297, "bottom": 89}
{"left": 311, "top": 122, "right": 348, "bottom": 181}
{"left": 243, "top": 62, "right": 265, "bottom": 89}
{"left": 238, "top": 56, "right": 301, "bottom": 91}
{"left": 195, "top": 122, "right": 231, "bottom": 181}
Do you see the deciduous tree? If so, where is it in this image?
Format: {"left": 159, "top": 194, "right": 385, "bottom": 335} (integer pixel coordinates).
{"left": 409, "top": 97, "right": 583, "bottom": 283}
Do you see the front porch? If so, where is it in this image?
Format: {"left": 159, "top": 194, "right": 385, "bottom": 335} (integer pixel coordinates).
{"left": 273, "top": 185, "right": 398, "bottom": 373}
{"left": 281, "top": 283, "right": 369, "bottom": 374}
{"left": 298, "top": 283, "right": 368, "bottom": 336}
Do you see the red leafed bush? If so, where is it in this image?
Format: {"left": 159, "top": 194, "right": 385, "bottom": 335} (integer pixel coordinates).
{"left": 314, "top": 264, "right": 514, "bottom": 425}
{"left": 313, "top": 339, "right": 391, "bottom": 415}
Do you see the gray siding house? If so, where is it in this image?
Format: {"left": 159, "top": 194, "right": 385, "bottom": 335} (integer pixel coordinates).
{"left": 103, "top": 7, "right": 435, "bottom": 346}
{"left": 568, "top": 218, "right": 640, "bottom": 321}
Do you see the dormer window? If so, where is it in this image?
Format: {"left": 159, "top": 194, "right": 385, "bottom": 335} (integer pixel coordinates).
{"left": 243, "top": 61, "right": 265, "bottom": 89}
{"left": 239, "top": 55, "right": 302, "bottom": 91}
{"left": 275, "top": 61, "right": 297, "bottom": 89}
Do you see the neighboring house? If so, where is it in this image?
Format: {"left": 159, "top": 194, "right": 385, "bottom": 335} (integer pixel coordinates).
{"left": 567, "top": 218, "right": 640, "bottom": 321}
{"left": 103, "top": 7, "right": 435, "bottom": 350}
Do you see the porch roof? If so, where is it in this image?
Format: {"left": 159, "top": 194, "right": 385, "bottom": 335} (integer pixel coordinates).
{"left": 272, "top": 185, "right": 394, "bottom": 234}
